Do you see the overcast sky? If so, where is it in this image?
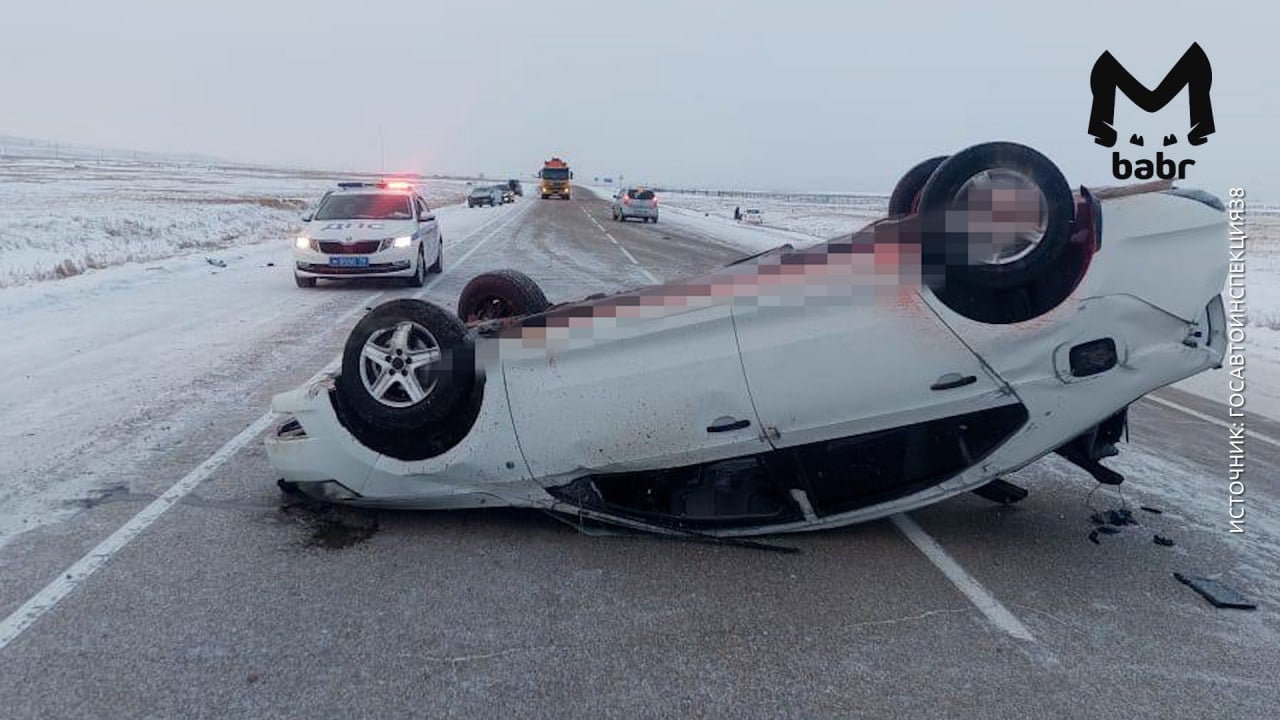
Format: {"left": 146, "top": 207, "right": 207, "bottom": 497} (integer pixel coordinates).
{"left": 2, "top": 0, "right": 1276, "bottom": 197}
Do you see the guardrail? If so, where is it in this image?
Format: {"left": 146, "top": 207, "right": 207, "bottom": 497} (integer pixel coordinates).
{"left": 651, "top": 186, "right": 889, "bottom": 206}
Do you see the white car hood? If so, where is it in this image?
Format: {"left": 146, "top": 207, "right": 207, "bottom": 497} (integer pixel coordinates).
{"left": 306, "top": 219, "right": 418, "bottom": 241}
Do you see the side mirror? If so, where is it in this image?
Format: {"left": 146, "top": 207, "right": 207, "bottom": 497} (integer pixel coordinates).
{"left": 301, "top": 213, "right": 312, "bottom": 222}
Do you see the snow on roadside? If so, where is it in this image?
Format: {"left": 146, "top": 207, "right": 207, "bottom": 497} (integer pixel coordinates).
{"left": 0, "top": 198, "right": 513, "bottom": 550}
{"left": 653, "top": 188, "right": 886, "bottom": 240}
{"left": 0, "top": 157, "right": 470, "bottom": 287}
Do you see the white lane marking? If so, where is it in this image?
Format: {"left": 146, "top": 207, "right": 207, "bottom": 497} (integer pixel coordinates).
{"left": 616, "top": 244, "right": 640, "bottom": 264}
{"left": 0, "top": 414, "right": 272, "bottom": 650}
{"left": 0, "top": 202, "right": 529, "bottom": 654}
{"left": 1144, "top": 393, "right": 1280, "bottom": 449}
{"left": 578, "top": 205, "right": 660, "bottom": 283}
{"left": 891, "top": 514, "right": 1037, "bottom": 643}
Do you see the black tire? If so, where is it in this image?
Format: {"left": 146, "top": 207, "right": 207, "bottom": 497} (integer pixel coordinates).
{"left": 404, "top": 247, "right": 427, "bottom": 287}
{"left": 336, "top": 299, "right": 474, "bottom": 432}
{"left": 917, "top": 142, "right": 1074, "bottom": 291}
{"left": 457, "top": 269, "right": 550, "bottom": 322}
{"left": 888, "top": 155, "right": 948, "bottom": 216}
{"left": 428, "top": 237, "right": 443, "bottom": 273}
{"left": 294, "top": 274, "right": 316, "bottom": 288}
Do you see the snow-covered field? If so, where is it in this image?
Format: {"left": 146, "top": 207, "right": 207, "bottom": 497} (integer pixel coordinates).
{"left": 652, "top": 188, "right": 887, "bottom": 240}
{"left": 630, "top": 185, "right": 1280, "bottom": 421}
{"left": 0, "top": 156, "right": 471, "bottom": 287}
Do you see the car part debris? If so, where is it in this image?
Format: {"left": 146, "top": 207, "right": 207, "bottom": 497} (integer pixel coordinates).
{"left": 1057, "top": 408, "right": 1128, "bottom": 485}
{"left": 1139, "top": 505, "right": 1163, "bottom": 515}
{"left": 971, "top": 478, "right": 1028, "bottom": 504}
{"left": 1091, "top": 508, "right": 1137, "bottom": 526}
{"left": 1153, "top": 535, "right": 1175, "bottom": 547}
{"left": 1088, "top": 530, "right": 1101, "bottom": 545}
{"left": 205, "top": 257, "right": 227, "bottom": 268}
{"left": 1096, "top": 525, "right": 1121, "bottom": 535}
{"left": 1174, "top": 574, "right": 1256, "bottom": 610}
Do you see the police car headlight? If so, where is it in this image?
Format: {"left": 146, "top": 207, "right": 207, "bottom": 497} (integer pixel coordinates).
{"left": 392, "top": 236, "right": 413, "bottom": 248}
{"left": 295, "top": 236, "right": 311, "bottom": 249}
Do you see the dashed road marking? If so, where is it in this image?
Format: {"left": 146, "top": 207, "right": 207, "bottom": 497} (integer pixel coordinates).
{"left": 0, "top": 201, "right": 532, "bottom": 654}
{"left": 616, "top": 244, "right": 640, "bottom": 264}
{"left": 579, "top": 205, "right": 660, "bottom": 283}
{"left": 891, "top": 514, "right": 1037, "bottom": 643}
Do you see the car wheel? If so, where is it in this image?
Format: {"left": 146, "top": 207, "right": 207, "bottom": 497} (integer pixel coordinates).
{"left": 917, "top": 141, "right": 1074, "bottom": 291}
{"left": 457, "top": 269, "right": 551, "bottom": 322}
{"left": 294, "top": 274, "right": 316, "bottom": 288}
{"left": 888, "top": 155, "right": 948, "bottom": 217}
{"left": 336, "top": 299, "right": 474, "bottom": 432}
{"left": 429, "top": 237, "right": 443, "bottom": 273}
{"left": 404, "top": 247, "right": 427, "bottom": 287}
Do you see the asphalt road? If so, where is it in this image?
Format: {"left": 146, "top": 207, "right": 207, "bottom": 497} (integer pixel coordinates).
{"left": 2, "top": 189, "right": 1277, "bottom": 719}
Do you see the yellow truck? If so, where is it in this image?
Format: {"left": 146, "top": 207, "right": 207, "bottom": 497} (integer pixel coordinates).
{"left": 539, "top": 157, "right": 572, "bottom": 199}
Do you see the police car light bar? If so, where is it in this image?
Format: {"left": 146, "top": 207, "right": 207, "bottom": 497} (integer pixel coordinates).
{"left": 334, "top": 180, "right": 415, "bottom": 191}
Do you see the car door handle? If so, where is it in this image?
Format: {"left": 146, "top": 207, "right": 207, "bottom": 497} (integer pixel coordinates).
{"left": 707, "top": 416, "right": 751, "bottom": 433}
{"left": 931, "top": 373, "right": 978, "bottom": 391}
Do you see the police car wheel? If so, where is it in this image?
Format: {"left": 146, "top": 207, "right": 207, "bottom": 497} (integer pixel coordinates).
{"left": 429, "top": 238, "right": 443, "bottom": 274}
{"left": 404, "top": 247, "right": 427, "bottom": 287}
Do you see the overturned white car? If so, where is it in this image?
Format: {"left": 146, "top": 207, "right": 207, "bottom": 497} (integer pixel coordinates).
{"left": 266, "top": 142, "right": 1227, "bottom": 536}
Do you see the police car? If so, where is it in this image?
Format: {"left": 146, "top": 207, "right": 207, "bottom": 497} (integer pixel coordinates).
{"left": 293, "top": 181, "right": 443, "bottom": 288}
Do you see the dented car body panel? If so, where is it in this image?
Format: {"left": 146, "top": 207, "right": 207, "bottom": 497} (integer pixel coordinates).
{"left": 265, "top": 184, "right": 1228, "bottom": 536}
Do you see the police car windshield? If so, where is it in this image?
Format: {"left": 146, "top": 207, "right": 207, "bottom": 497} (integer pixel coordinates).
{"left": 314, "top": 194, "right": 414, "bottom": 221}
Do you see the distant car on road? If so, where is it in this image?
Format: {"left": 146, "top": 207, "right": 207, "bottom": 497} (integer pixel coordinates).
{"left": 740, "top": 208, "right": 763, "bottom": 225}
{"left": 611, "top": 187, "right": 659, "bottom": 223}
{"left": 499, "top": 186, "right": 515, "bottom": 204}
{"left": 507, "top": 179, "right": 523, "bottom": 197}
{"left": 468, "top": 186, "right": 502, "bottom": 208}
{"left": 292, "top": 181, "right": 442, "bottom": 288}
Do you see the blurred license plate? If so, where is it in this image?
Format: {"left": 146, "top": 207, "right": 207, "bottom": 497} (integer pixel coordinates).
{"left": 329, "top": 257, "right": 369, "bottom": 267}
